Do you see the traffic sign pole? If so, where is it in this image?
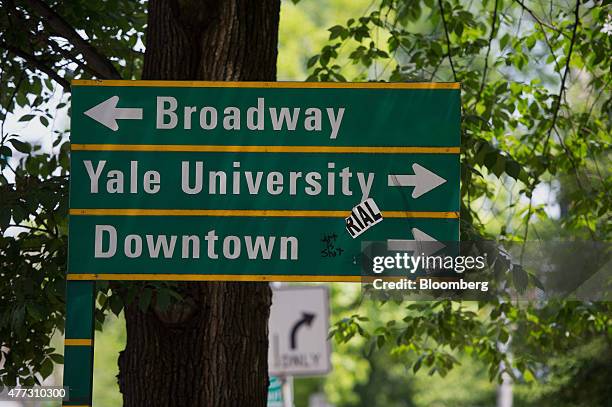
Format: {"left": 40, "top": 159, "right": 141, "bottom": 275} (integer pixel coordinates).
{"left": 280, "top": 375, "right": 293, "bottom": 407}
{"left": 270, "top": 283, "right": 294, "bottom": 407}
{"left": 62, "top": 281, "right": 96, "bottom": 407}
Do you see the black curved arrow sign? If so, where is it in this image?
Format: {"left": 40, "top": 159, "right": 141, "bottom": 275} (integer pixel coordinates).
{"left": 290, "top": 312, "right": 316, "bottom": 350}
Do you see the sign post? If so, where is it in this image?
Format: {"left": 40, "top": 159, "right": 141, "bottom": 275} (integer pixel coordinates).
{"left": 64, "top": 80, "right": 460, "bottom": 405}
{"left": 62, "top": 281, "right": 95, "bottom": 406}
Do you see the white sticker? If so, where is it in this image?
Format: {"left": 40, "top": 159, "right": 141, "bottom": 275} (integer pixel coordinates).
{"left": 345, "top": 198, "right": 383, "bottom": 238}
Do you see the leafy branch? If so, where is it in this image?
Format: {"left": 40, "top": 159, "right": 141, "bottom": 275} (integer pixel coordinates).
{"left": 0, "top": 41, "right": 70, "bottom": 89}
{"left": 19, "top": 0, "right": 120, "bottom": 80}
{"left": 437, "top": 0, "right": 457, "bottom": 81}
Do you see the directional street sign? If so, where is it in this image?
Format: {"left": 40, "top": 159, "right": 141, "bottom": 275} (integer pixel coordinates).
{"left": 267, "top": 376, "right": 284, "bottom": 407}
{"left": 68, "top": 80, "right": 460, "bottom": 282}
{"left": 64, "top": 80, "right": 460, "bottom": 405}
{"left": 268, "top": 286, "right": 331, "bottom": 376}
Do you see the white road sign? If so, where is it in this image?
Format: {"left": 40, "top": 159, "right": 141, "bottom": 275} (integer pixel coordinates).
{"left": 268, "top": 286, "right": 331, "bottom": 376}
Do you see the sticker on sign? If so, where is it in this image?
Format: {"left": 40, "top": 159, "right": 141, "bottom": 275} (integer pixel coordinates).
{"left": 345, "top": 198, "right": 383, "bottom": 238}
{"left": 268, "top": 286, "right": 331, "bottom": 376}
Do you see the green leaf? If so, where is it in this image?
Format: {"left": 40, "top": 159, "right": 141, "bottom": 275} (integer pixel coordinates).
{"left": 512, "top": 265, "right": 529, "bottom": 293}
{"left": 0, "top": 208, "right": 11, "bottom": 230}
{"left": 492, "top": 156, "right": 506, "bottom": 177}
{"left": 9, "top": 139, "right": 31, "bottom": 154}
{"left": 505, "top": 160, "right": 521, "bottom": 180}
{"left": 109, "top": 294, "right": 123, "bottom": 316}
{"left": 388, "top": 36, "right": 399, "bottom": 52}
{"left": 320, "top": 52, "right": 330, "bottom": 67}
{"left": 12, "top": 205, "right": 27, "bottom": 224}
{"left": 413, "top": 356, "right": 424, "bottom": 373}
{"left": 0, "top": 146, "right": 12, "bottom": 157}
{"left": 18, "top": 114, "right": 35, "bottom": 122}
{"left": 328, "top": 25, "right": 346, "bottom": 40}
{"left": 39, "top": 358, "right": 53, "bottom": 379}
{"left": 431, "top": 42, "right": 443, "bottom": 57}
{"left": 484, "top": 151, "right": 498, "bottom": 169}
{"left": 49, "top": 353, "right": 64, "bottom": 364}
{"left": 307, "top": 55, "right": 319, "bottom": 68}
{"left": 523, "top": 368, "right": 535, "bottom": 382}
{"left": 26, "top": 303, "right": 42, "bottom": 320}
{"left": 499, "top": 329, "right": 509, "bottom": 344}
{"left": 500, "top": 33, "right": 510, "bottom": 50}
{"left": 454, "top": 22, "right": 464, "bottom": 37}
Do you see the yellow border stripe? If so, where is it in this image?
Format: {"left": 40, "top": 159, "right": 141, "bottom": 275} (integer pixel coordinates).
{"left": 69, "top": 208, "right": 459, "bottom": 219}
{"left": 384, "top": 211, "right": 459, "bottom": 219}
{"left": 71, "top": 144, "right": 459, "bottom": 154}
{"left": 71, "top": 79, "right": 460, "bottom": 89}
{"left": 67, "top": 274, "right": 361, "bottom": 282}
{"left": 65, "top": 338, "right": 93, "bottom": 346}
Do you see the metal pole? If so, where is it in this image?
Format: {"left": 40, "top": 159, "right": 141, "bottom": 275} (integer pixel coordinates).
{"left": 272, "top": 282, "right": 294, "bottom": 407}
{"left": 281, "top": 375, "right": 293, "bottom": 407}
{"left": 62, "top": 280, "right": 96, "bottom": 407}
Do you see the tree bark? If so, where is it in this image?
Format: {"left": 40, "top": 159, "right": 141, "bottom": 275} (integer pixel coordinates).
{"left": 117, "top": 1, "right": 280, "bottom": 406}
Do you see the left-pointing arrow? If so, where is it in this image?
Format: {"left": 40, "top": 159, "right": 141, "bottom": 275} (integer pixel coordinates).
{"left": 388, "top": 163, "right": 447, "bottom": 198}
{"left": 83, "top": 96, "right": 143, "bottom": 131}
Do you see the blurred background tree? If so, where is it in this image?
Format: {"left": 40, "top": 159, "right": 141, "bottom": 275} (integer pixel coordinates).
{"left": 300, "top": 0, "right": 611, "bottom": 404}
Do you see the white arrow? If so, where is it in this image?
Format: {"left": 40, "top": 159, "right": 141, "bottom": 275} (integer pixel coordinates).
{"left": 84, "top": 96, "right": 143, "bottom": 131}
{"left": 388, "top": 163, "right": 447, "bottom": 198}
{"left": 387, "top": 228, "right": 446, "bottom": 256}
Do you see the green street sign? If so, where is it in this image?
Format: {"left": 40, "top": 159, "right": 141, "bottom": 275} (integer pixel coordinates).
{"left": 267, "top": 376, "right": 283, "bottom": 407}
{"left": 68, "top": 80, "right": 460, "bottom": 282}
{"left": 63, "top": 80, "right": 460, "bottom": 404}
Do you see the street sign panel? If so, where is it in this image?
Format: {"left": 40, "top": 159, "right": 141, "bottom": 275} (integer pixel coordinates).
{"left": 68, "top": 80, "right": 460, "bottom": 282}
{"left": 70, "top": 151, "right": 458, "bottom": 211}
{"left": 268, "top": 286, "right": 331, "bottom": 376}
{"left": 64, "top": 80, "right": 460, "bottom": 406}
{"left": 69, "top": 215, "right": 458, "bottom": 278}
{"left": 267, "top": 376, "right": 284, "bottom": 407}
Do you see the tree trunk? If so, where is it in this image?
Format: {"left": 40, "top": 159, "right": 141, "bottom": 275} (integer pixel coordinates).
{"left": 117, "top": 1, "right": 280, "bottom": 406}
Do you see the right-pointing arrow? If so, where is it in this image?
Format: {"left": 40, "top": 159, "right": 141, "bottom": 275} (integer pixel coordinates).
{"left": 387, "top": 227, "right": 446, "bottom": 256}
{"left": 388, "top": 163, "right": 447, "bottom": 198}
{"left": 289, "top": 312, "right": 316, "bottom": 350}
{"left": 84, "top": 96, "right": 143, "bottom": 131}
